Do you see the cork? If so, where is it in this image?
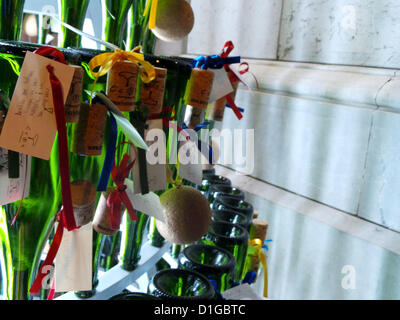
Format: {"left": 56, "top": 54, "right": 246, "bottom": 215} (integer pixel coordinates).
{"left": 253, "top": 210, "right": 259, "bottom": 219}
{"left": 73, "top": 103, "right": 107, "bottom": 156}
{"left": 71, "top": 180, "right": 96, "bottom": 227}
{"left": 184, "top": 68, "right": 215, "bottom": 109}
{"left": 250, "top": 218, "right": 269, "bottom": 242}
{"left": 64, "top": 65, "right": 84, "bottom": 123}
{"left": 93, "top": 187, "right": 122, "bottom": 236}
{"left": 140, "top": 67, "right": 167, "bottom": 114}
{"left": 185, "top": 105, "right": 204, "bottom": 129}
{"left": 106, "top": 60, "right": 139, "bottom": 112}
{"left": 208, "top": 80, "right": 238, "bottom": 121}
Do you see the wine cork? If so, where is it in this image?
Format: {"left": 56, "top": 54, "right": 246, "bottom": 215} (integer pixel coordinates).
{"left": 93, "top": 187, "right": 121, "bottom": 236}
{"left": 185, "top": 105, "right": 204, "bottom": 129}
{"left": 140, "top": 67, "right": 167, "bottom": 114}
{"left": 64, "top": 66, "right": 84, "bottom": 123}
{"left": 253, "top": 210, "right": 259, "bottom": 219}
{"left": 208, "top": 80, "right": 238, "bottom": 121}
{"left": 73, "top": 103, "right": 107, "bottom": 156}
{"left": 250, "top": 219, "right": 268, "bottom": 242}
{"left": 184, "top": 68, "right": 214, "bottom": 109}
{"left": 106, "top": 60, "right": 138, "bottom": 112}
{"left": 71, "top": 180, "right": 96, "bottom": 227}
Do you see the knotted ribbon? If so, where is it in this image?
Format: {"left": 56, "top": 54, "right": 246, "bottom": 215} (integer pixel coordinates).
{"left": 88, "top": 47, "right": 156, "bottom": 104}
{"left": 107, "top": 153, "right": 138, "bottom": 230}
{"left": 29, "top": 47, "right": 78, "bottom": 295}
{"left": 249, "top": 238, "right": 269, "bottom": 298}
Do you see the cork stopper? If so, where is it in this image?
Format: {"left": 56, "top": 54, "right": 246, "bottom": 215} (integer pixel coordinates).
{"left": 185, "top": 105, "right": 204, "bottom": 129}
{"left": 106, "top": 60, "right": 139, "bottom": 112}
{"left": 73, "top": 103, "right": 107, "bottom": 156}
{"left": 93, "top": 187, "right": 121, "bottom": 235}
{"left": 71, "top": 180, "right": 96, "bottom": 227}
{"left": 184, "top": 68, "right": 215, "bottom": 109}
{"left": 140, "top": 67, "right": 167, "bottom": 114}
{"left": 64, "top": 66, "right": 84, "bottom": 123}
{"left": 253, "top": 210, "right": 259, "bottom": 219}
{"left": 207, "top": 80, "right": 238, "bottom": 121}
{"left": 250, "top": 218, "right": 269, "bottom": 242}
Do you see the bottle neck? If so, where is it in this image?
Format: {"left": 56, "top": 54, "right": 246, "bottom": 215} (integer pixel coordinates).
{"left": 0, "top": 0, "right": 25, "bottom": 41}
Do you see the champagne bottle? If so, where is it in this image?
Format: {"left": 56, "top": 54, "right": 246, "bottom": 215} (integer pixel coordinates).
{"left": 59, "top": 0, "right": 90, "bottom": 48}
{"left": 197, "top": 175, "right": 231, "bottom": 197}
{"left": 212, "top": 195, "right": 254, "bottom": 221}
{"left": 212, "top": 209, "right": 251, "bottom": 231}
{"left": 102, "top": 0, "right": 134, "bottom": 48}
{"left": 208, "top": 185, "right": 245, "bottom": 204}
{"left": 0, "top": 0, "right": 25, "bottom": 41}
{"left": 202, "top": 221, "right": 249, "bottom": 283}
{"left": 119, "top": 211, "right": 149, "bottom": 271}
{"left": 178, "top": 244, "right": 236, "bottom": 293}
{"left": 110, "top": 292, "right": 161, "bottom": 300}
{"left": 148, "top": 269, "right": 216, "bottom": 300}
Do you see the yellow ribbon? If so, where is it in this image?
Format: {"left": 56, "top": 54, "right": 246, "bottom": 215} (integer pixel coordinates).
{"left": 249, "top": 239, "right": 268, "bottom": 298}
{"left": 143, "top": 0, "right": 159, "bottom": 29}
{"left": 88, "top": 46, "right": 156, "bottom": 104}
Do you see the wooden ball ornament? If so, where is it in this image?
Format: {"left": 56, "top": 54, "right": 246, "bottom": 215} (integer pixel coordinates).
{"left": 156, "top": 185, "right": 212, "bottom": 244}
{"left": 152, "top": 0, "right": 195, "bottom": 42}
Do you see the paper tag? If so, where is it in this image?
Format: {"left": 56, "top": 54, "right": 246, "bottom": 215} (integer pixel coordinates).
{"left": 125, "top": 179, "right": 165, "bottom": 223}
{"left": 0, "top": 51, "right": 74, "bottom": 160}
{"left": 55, "top": 222, "right": 93, "bottom": 292}
{"left": 0, "top": 150, "right": 31, "bottom": 205}
{"left": 178, "top": 140, "right": 203, "bottom": 185}
{"left": 132, "top": 119, "right": 166, "bottom": 194}
{"left": 229, "top": 64, "right": 255, "bottom": 90}
{"left": 208, "top": 69, "right": 234, "bottom": 103}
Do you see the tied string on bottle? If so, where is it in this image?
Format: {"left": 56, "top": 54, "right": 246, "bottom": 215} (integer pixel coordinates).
{"left": 248, "top": 238, "right": 270, "bottom": 298}
{"left": 88, "top": 46, "right": 156, "bottom": 105}
{"left": 29, "top": 47, "right": 79, "bottom": 295}
{"left": 107, "top": 152, "right": 138, "bottom": 230}
{"left": 191, "top": 51, "right": 243, "bottom": 120}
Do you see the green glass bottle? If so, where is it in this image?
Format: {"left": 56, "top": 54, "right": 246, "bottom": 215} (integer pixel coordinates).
{"left": 178, "top": 244, "right": 236, "bottom": 293}
{"left": 119, "top": 211, "right": 150, "bottom": 271}
{"left": 148, "top": 269, "right": 216, "bottom": 300}
{"left": 197, "top": 175, "right": 231, "bottom": 197}
{"left": 202, "top": 221, "right": 249, "bottom": 283}
{"left": 211, "top": 209, "right": 251, "bottom": 231}
{"left": 148, "top": 217, "right": 165, "bottom": 248}
{"left": 59, "top": 0, "right": 90, "bottom": 48}
{"left": 0, "top": 0, "right": 25, "bottom": 41}
{"left": 211, "top": 196, "right": 254, "bottom": 221}
{"left": 102, "top": 0, "right": 134, "bottom": 48}
{"left": 208, "top": 185, "right": 245, "bottom": 204}
{"left": 109, "top": 292, "right": 161, "bottom": 300}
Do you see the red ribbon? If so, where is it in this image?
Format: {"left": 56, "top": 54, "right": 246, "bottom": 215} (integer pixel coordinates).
{"left": 107, "top": 154, "right": 137, "bottom": 230}
{"left": 29, "top": 47, "right": 78, "bottom": 295}
{"left": 29, "top": 212, "right": 64, "bottom": 294}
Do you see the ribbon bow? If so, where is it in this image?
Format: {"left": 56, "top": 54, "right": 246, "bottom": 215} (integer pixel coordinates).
{"left": 143, "top": 0, "right": 159, "bottom": 30}
{"left": 107, "top": 154, "right": 138, "bottom": 230}
{"left": 88, "top": 47, "right": 156, "bottom": 104}
{"left": 191, "top": 55, "right": 241, "bottom": 70}
{"left": 249, "top": 238, "right": 269, "bottom": 298}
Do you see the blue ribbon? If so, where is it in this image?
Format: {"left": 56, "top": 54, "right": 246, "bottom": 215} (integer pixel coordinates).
{"left": 242, "top": 271, "right": 257, "bottom": 285}
{"left": 191, "top": 55, "right": 241, "bottom": 70}
{"left": 97, "top": 112, "right": 118, "bottom": 191}
{"left": 226, "top": 103, "right": 245, "bottom": 113}
{"left": 182, "top": 122, "right": 214, "bottom": 164}
{"left": 263, "top": 239, "right": 273, "bottom": 251}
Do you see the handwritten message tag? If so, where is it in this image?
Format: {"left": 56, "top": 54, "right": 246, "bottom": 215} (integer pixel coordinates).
{"left": 0, "top": 51, "right": 74, "bottom": 160}
{"left": 0, "top": 150, "right": 31, "bottom": 205}
{"left": 179, "top": 140, "right": 203, "bottom": 186}
{"left": 55, "top": 222, "right": 93, "bottom": 293}
{"left": 208, "top": 69, "right": 234, "bottom": 103}
{"left": 132, "top": 119, "right": 167, "bottom": 194}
